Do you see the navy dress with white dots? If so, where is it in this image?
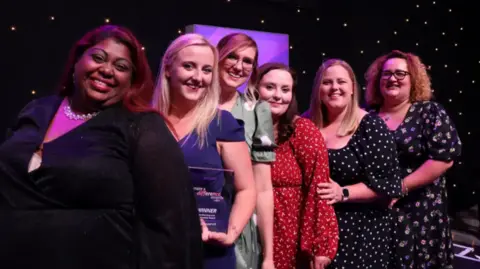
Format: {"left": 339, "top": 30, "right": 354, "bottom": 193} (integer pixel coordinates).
{"left": 326, "top": 113, "right": 403, "bottom": 269}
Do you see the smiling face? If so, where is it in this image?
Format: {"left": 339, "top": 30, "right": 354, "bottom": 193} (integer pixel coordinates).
{"left": 219, "top": 46, "right": 256, "bottom": 90}
{"left": 318, "top": 65, "right": 353, "bottom": 112}
{"left": 380, "top": 57, "right": 411, "bottom": 103}
{"left": 73, "top": 38, "right": 134, "bottom": 106}
{"left": 167, "top": 45, "right": 214, "bottom": 105}
{"left": 257, "top": 69, "right": 294, "bottom": 119}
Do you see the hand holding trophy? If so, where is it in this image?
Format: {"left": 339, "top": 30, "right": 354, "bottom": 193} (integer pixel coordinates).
{"left": 189, "top": 166, "right": 235, "bottom": 246}
{"left": 200, "top": 218, "right": 237, "bottom": 246}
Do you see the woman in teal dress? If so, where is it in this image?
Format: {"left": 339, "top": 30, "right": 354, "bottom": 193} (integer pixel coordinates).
{"left": 217, "top": 33, "right": 276, "bottom": 269}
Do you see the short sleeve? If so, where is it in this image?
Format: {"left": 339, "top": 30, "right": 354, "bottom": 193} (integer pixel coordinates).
{"left": 422, "top": 102, "right": 462, "bottom": 162}
{"left": 356, "top": 114, "right": 403, "bottom": 198}
{"left": 291, "top": 118, "right": 339, "bottom": 260}
{"left": 216, "top": 109, "right": 245, "bottom": 142}
{"left": 130, "top": 112, "right": 203, "bottom": 269}
{"left": 251, "top": 101, "right": 276, "bottom": 162}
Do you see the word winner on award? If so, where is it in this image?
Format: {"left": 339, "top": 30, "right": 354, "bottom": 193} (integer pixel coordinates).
{"left": 188, "top": 166, "right": 234, "bottom": 233}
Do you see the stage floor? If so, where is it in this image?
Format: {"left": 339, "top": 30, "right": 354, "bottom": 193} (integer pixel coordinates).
{"left": 454, "top": 243, "right": 480, "bottom": 268}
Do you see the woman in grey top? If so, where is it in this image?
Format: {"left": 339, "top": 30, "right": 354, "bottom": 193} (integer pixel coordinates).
{"left": 217, "top": 33, "right": 276, "bottom": 269}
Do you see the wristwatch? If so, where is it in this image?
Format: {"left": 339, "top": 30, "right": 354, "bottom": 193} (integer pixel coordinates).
{"left": 342, "top": 188, "right": 350, "bottom": 201}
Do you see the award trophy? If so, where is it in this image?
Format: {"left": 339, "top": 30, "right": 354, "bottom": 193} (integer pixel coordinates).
{"left": 188, "top": 166, "right": 234, "bottom": 233}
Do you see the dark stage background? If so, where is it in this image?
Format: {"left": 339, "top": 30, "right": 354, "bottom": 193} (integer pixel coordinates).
{"left": 1, "top": 0, "right": 478, "bottom": 223}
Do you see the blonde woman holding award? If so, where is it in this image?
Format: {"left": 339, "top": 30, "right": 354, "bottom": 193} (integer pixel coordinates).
{"left": 152, "top": 33, "right": 256, "bottom": 269}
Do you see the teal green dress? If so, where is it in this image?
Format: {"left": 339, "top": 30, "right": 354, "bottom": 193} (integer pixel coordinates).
{"left": 230, "top": 93, "right": 276, "bottom": 269}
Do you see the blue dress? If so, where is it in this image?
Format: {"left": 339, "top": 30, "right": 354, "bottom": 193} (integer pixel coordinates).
{"left": 179, "top": 110, "right": 245, "bottom": 269}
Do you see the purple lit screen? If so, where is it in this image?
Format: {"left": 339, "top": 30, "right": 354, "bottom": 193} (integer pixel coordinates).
{"left": 185, "top": 24, "right": 289, "bottom": 92}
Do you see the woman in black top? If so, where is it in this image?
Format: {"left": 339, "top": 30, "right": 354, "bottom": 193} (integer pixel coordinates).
{"left": 0, "top": 25, "right": 202, "bottom": 269}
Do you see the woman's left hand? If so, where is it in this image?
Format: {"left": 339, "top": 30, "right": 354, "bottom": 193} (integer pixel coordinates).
{"left": 206, "top": 231, "right": 236, "bottom": 246}
{"left": 200, "top": 219, "right": 237, "bottom": 246}
{"left": 317, "top": 178, "right": 343, "bottom": 205}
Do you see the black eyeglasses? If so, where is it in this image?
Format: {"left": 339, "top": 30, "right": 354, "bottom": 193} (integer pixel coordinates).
{"left": 381, "top": 70, "right": 410, "bottom": 80}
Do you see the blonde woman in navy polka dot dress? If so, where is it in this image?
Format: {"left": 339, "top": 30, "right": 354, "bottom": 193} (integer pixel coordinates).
{"left": 303, "top": 59, "right": 403, "bottom": 269}
{"left": 365, "top": 50, "right": 462, "bottom": 269}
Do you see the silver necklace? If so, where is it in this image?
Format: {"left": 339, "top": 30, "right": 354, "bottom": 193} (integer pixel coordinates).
{"left": 63, "top": 102, "right": 99, "bottom": 120}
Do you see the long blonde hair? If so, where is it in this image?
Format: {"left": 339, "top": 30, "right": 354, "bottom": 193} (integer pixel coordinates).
{"left": 217, "top": 33, "right": 259, "bottom": 103}
{"left": 308, "top": 59, "right": 361, "bottom": 136}
{"left": 152, "top": 33, "right": 220, "bottom": 148}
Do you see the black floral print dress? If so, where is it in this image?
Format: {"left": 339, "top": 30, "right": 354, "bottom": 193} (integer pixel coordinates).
{"left": 373, "top": 101, "right": 462, "bottom": 269}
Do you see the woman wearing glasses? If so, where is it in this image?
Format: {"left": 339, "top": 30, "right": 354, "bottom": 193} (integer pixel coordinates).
{"left": 365, "top": 50, "right": 462, "bottom": 269}
{"left": 217, "top": 33, "right": 276, "bottom": 269}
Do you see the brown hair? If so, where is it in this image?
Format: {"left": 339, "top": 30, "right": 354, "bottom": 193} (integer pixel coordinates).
{"left": 217, "top": 33, "right": 259, "bottom": 102}
{"left": 255, "top": 62, "right": 298, "bottom": 144}
{"left": 365, "top": 50, "right": 432, "bottom": 107}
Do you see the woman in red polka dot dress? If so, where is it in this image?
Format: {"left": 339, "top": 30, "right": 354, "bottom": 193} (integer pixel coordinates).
{"left": 255, "top": 63, "right": 339, "bottom": 269}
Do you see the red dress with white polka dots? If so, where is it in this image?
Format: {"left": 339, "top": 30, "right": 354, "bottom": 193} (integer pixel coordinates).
{"left": 272, "top": 118, "right": 339, "bottom": 269}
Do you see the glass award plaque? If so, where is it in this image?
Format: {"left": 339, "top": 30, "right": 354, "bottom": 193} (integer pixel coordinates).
{"left": 188, "top": 166, "right": 234, "bottom": 233}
